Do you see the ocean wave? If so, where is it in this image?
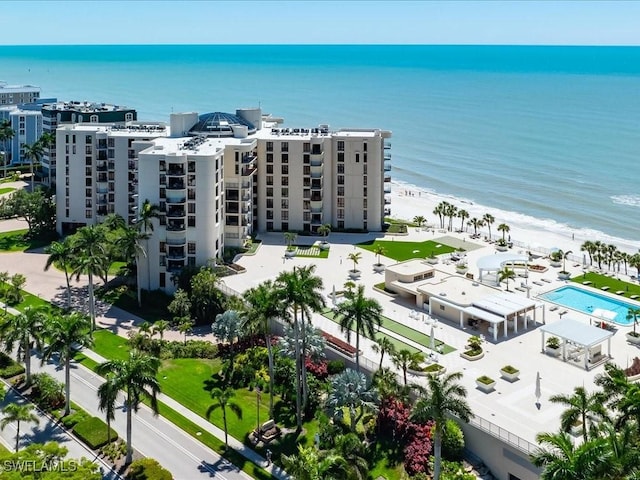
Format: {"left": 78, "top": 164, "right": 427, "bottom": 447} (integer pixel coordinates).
{"left": 611, "top": 195, "right": 640, "bottom": 207}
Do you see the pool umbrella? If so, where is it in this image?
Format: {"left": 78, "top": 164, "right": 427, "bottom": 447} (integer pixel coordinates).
{"left": 535, "top": 371, "right": 541, "bottom": 408}
{"left": 430, "top": 325, "right": 436, "bottom": 351}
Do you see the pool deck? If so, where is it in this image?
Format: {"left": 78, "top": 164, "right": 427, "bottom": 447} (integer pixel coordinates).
{"left": 223, "top": 228, "right": 640, "bottom": 451}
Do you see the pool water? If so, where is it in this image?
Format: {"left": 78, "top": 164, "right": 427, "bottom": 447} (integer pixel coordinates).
{"left": 540, "top": 286, "right": 638, "bottom": 325}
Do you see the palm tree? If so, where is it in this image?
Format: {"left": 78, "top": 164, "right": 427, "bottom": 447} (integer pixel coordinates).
{"left": 177, "top": 318, "right": 193, "bottom": 344}
{"left": 282, "top": 444, "right": 348, "bottom": 480}
{"left": 21, "top": 141, "right": 44, "bottom": 192}
{"left": 136, "top": 200, "right": 160, "bottom": 306}
{"left": 283, "top": 231, "right": 297, "bottom": 251}
{"left": 482, "top": 213, "right": 495, "bottom": 240}
{"left": 373, "top": 244, "right": 386, "bottom": 266}
{"left": 71, "top": 225, "right": 107, "bottom": 331}
{"left": 498, "top": 223, "right": 510, "bottom": 242}
{"left": 445, "top": 203, "right": 458, "bottom": 231}
{"left": 347, "top": 251, "right": 362, "bottom": 273}
{"left": 44, "top": 238, "right": 75, "bottom": 310}
{"left": 457, "top": 209, "right": 469, "bottom": 232}
{"left": 275, "top": 265, "right": 325, "bottom": 431}
{"left": 531, "top": 431, "right": 608, "bottom": 480}
{"left": 151, "top": 319, "right": 170, "bottom": 341}
{"left": 334, "top": 284, "right": 382, "bottom": 372}
{"left": 96, "top": 350, "right": 161, "bottom": 464}
{"left": 627, "top": 308, "right": 640, "bottom": 336}
{"left": 206, "top": 387, "right": 242, "bottom": 448}
{"left": 372, "top": 367, "right": 404, "bottom": 401}
{"left": 243, "top": 280, "right": 284, "bottom": 417}
{"left": 550, "top": 386, "right": 606, "bottom": 443}
{"left": 0, "top": 119, "right": 14, "bottom": 180}
{"left": 0, "top": 403, "right": 39, "bottom": 452}
{"left": 335, "top": 432, "right": 369, "bottom": 480}
{"left": 115, "top": 225, "right": 149, "bottom": 307}
{"left": 498, "top": 267, "right": 515, "bottom": 291}
{"left": 468, "top": 217, "right": 484, "bottom": 236}
{"left": 372, "top": 336, "right": 396, "bottom": 371}
{"left": 0, "top": 306, "right": 46, "bottom": 385}
{"left": 326, "top": 369, "right": 378, "bottom": 432}
{"left": 317, "top": 223, "right": 331, "bottom": 240}
{"left": 581, "top": 241, "right": 596, "bottom": 266}
{"left": 411, "top": 371, "right": 473, "bottom": 480}
{"left": 97, "top": 375, "right": 120, "bottom": 446}
{"left": 392, "top": 348, "right": 424, "bottom": 386}
{"left": 412, "top": 215, "right": 426, "bottom": 227}
{"left": 41, "top": 312, "right": 93, "bottom": 416}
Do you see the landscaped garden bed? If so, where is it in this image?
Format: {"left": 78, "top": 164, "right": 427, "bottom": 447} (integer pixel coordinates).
{"left": 357, "top": 239, "right": 456, "bottom": 262}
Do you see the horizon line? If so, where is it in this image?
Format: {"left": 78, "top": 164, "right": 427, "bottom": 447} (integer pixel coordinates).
{"left": 1, "top": 43, "right": 640, "bottom": 48}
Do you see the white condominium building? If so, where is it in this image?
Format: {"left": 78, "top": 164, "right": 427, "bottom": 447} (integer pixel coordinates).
{"left": 56, "top": 108, "right": 391, "bottom": 294}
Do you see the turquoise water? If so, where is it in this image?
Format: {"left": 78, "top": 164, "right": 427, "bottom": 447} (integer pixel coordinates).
{"left": 541, "top": 285, "right": 638, "bottom": 325}
{"left": 1, "top": 45, "right": 640, "bottom": 244}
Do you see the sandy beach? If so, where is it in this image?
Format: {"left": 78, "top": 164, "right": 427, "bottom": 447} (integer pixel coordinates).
{"left": 389, "top": 181, "right": 640, "bottom": 260}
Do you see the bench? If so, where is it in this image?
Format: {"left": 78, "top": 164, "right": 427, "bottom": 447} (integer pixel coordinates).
{"left": 254, "top": 419, "right": 281, "bottom": 443}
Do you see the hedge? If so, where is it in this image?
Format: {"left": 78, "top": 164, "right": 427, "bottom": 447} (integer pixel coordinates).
{"left": 126, "top": 458, "right": 173, "bottom": 480}
{"left": 73, "top": 416, "right": 118, "bottom": 449}
{"left": 62, "top": 409, "right": 91, "bottom": 429}
{"left": 0, "top": 352, "right": 25, "bottom": 379}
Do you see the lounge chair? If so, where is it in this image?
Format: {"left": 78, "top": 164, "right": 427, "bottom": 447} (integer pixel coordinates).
{"left": 631, "top": 295, "right": 639, "bottom": 300}
{"left": 601, "top": 286, "right": 610, "bottom": 291}
{"left": 616, "top": 290, "right": 625, "bottom": 295}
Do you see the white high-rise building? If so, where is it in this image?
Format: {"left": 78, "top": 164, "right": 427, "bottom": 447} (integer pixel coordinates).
{"left": 56, "top": 108, "right": 391, "bottom": 294}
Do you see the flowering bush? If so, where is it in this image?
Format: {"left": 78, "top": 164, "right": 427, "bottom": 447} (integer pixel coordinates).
{"left": 305, "top": 357, "right": 328, "bottom": 380}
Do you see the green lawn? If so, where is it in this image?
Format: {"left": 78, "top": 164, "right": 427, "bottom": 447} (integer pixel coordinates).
{"left": 324, "top": 308, "right": 455, "bottom": 355}
{"left": 357, "top": 239, "right": 457, "bottom": 262}
{"left": 0, "top": 229, "right": 51, "bottom": 252}
{"left": 572, "top": 272, "right": 640, "bottom": 299}
{"left": 91, "top": 329, "right": 131, "bottom": 361}
{"left": 0, "top": 187, "right": 15, "bottom": 195}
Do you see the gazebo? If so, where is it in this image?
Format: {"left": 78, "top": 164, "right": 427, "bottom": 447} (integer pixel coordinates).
{"left": 540, "top": 318, "right": 614, "bottom": 370}
{"left": 477, "top": 253, "right": 529, "bottom": 286}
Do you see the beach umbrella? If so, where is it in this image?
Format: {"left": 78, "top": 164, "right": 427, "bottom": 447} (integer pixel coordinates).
{"left": 430, "top": 325, "right": 436, "bottom": 351}
{"left": 535, "top": 371, "right": 541, "bottom": 404}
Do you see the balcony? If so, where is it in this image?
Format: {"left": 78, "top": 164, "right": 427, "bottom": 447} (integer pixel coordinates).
{"left": 310, "top": 206, "right": 323, "bottom": 214}
{"left": 166, "top": 196, "right": 186, "bottom": 204}
{"left": 384, "top": 141, "right": 391, "bottom": 149}
{"left": 167, "top": 165, "right": 185, "bottom": 176}
{"left": 241, "top": 153, "right": 256, "bottom": 164}
{"left": 311, "top": 194, "right": 322, "bottom": 202}
{"left": 226, "top": 191, "right": 239, "bottom": 201}
{"left": 166, "top": 237, "right": 186, "bottom": 246}
{"left": 384, "top": 184, "right": 391, "bottom": 193}
{"left": 167, "top": 260, "right": 185, "bottom": 273}
{"left": 128, "top": 184, "right": 138, "bottom": 193}
{"left": 96, "top": 162, "right": 108, "bottom": 172}
{"left": 128, "top": 161, "right": 137, "bottom": 170}
{"left": 97, "top": 188, "right": 109, "bottom": 194}
{"left": 384, "top": 162, "right": 392, "bottom": 172}
{"left": 384, "top": 153, "right": 392, "bottom": 161}
{"left": 310, "top": 171, "right": 323, "bottom": 179}
{"left": 241, "top": 165, "right": 256, "bottom": 176}
{"left": 384, "top": 175, "right": 391, "bottom": 183}
{"left": 166, "top": 222, "right": 186, "bottom": 232}
{"left": 311, "top": 180, "right": 322, "bottom": 190}
{"left": 167, "top": 180, "right": 185, "bottom": 190}
{"left": 97, "top": 207, "right": 108, "bottom": 216}
{"left": 310, "top": 151, "right": 324, "bottom": 165}
{"left": 167, "top": 247, "right": 186, "bottom": 260}
{"left": 241, "top": 192, "right": 251, "bottom": 202}
{"left": 166, "top": 208, "right": 186, "bottom": 218}
{"left": 96, "top": 173, "right": 108, "bottom": 183}
{"left": 384, "top": 195, "right": 391, "bottom": 205}
{"left": 96, "top": 195, "right": 108, "bottom": 205}
{"left": 108, "top": 162, "right": 115, "bottom": 170}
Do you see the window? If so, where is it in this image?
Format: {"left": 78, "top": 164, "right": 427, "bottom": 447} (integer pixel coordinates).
{"left": 107, "top": 149, "right": 114, "bottom": 158}
{"left": 281, "top": 165, "right": 288, "bottom": 175}
{"left": 85, "top": 188, "right": 91, "bottom": 197}
{"left": 125, "top": 112, "right": 134, "bottom": 121}
{"left": 188, "top": 216, "right": 196, "bottom": 227}
{"left": 159, "top": 273, "right": 166, "bottom": 288}
{"left": 267, "top": 221, "right": 273, "bottom": 231}
{"left": 85, "top": 209, "right": 93, "bottom": 218}
{"left": 266, "top": 153, "right": 273, "bottom": 163}
{"left": 363, "top": 210, "right": 368, "bottom": 220}
{"left": 338, "top": 209, "right": 344, "bottom": 219}
{"left": 303, "top": 154, "right": 310, "bottom": 164}
{"left": 337, "top": 175, "right": 344, "bottom": 185}
{"left": 85, "top": 199, "right": 92, "bottom": 207}
{"left": 85, "top": 167, "right": 91, "bottom": 176}
{"left": 159, "top": 256, "right": 166, "bottom": 267}
{"left": 188, "top": 161, "right": 195, "bottom": 172}
{"left": 338, "top": 221, "right": 344, "bottom": 229}
{"left": 266, "top": 164, "right": 273, "bottom": 174}
{"left": 337, "top": 164, "right": 344, "bottom": 174}
{"left": 282, "top": 177, "right": 289, "bottom": 186}
{"left": 267, "top": 199, "right": 273, "bottom": 209}
{"left": 363, "top": 199, "right": 367, "bottom": 208}
{"left": 363, "top": 176, "right": 367, "bottom": 186}
{"left": 85, "top": 178, "right": 92, "bottom": 186}
{"left": 281, "top": 154, "right": 288, "bottom": 163}
{"left": 303, "top": 166, "right": 310, "bottom": 175}
{"left": 188, "top": 203, "right": 196, "bottom": 214}
{"left": 337, "top": 141, "right": 344, "bottom": 151}
{"left": 159, "top": 160, "right": 166, "bottom": 171}
{"left": 281, "top": 199, "right": 288, "bottom": 209}
{"left": 266, "top": 176, "right": 273, "bottom": 186}
{"left": 303, "top": 143, "right": 310, "bottom": 152}
{"left": 266, "top": 210, "right": 273, "bottom": 220}
{"left": 281, "top": 187, "right": 289, "bottom": 197}
{"left": 363, "top": 152, "right": 367, "bottom": 163}
{"left": 160, "top": 188, "right": 166, "bottom": 199}
{"left": 337, "top": 152, "right": 344, "bottom": 162}
{"left": 85, "top": 135, "right": 92, "bottom": 144}
{"left": 303, "top": 200, "right": 310, "bottom": 210}
{"left": 356, "top": 153, "right": 360, "bottom": 163}
{"left": 363, "top": 164, "right": 367, "bottom": 174}
{"left": 282, "top": 211, "right": 289, "bottom": 221}
{"left": 108, "top": 138, "right": 114, "bottom": 147}
{"left": 337, "top": 186, "right": 344, "bottom": 196}
{"left": 281, "top": 142, "right": 288, "bottom": 152}
{"left": 363, "top": 142, "right": 367, "bottom": 152}
{"left": 281, "top": 222, "right": 289, "bottom": 231}
{"left": 363, "top": 187, "right": 367, "bottom": 196}
{"left": 337, "top": 198, "right": 345, "bottom": 208}
{"left": 303, "top": 212, "right": 310, "bottom": 222}
{"left": 266, "top": 187, "right": 273, "bottom": 197}
{"left": 188, "top": 242, "right": 196, "bottom": 255}
{"left": 85, "top": 157, "right": 92, "bottom": 166}
{"left": 266, "top": 141, "right": 273, "bottom": 152}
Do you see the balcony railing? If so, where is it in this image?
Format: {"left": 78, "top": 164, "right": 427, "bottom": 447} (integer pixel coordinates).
{"left": 166, "top": 209, "right": 186, "bottom": 218}
{"left": 167, "top": 181, "right": 185, "bottom": 190}
{"left": 166, "top": 196, "right": 186, "bottom": 204}
{"left": 166, "top": 223, "right": 186, "bottom": 232}
{"left": 167, "top": 167, "right": 185, "bottom": 176}
{"left": 166, "top": 237, "right": 186, "bottom": 246}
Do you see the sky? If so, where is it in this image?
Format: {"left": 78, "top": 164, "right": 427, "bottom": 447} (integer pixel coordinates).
{"left": 2, "top": 0, "right": 640, "bottom": 46}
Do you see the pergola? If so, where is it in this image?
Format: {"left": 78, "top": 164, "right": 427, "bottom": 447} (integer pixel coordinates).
{"left": 540, "top": 318, "right": 614, "bottom": 370}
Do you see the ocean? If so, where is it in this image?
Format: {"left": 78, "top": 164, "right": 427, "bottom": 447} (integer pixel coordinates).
{"left": 1, "top": 45, "right": 639, "bottom": 248}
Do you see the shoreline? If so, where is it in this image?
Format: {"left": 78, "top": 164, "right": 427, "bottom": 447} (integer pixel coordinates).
{"left": 389, "top": 180, "right": 640, "bottom": 257}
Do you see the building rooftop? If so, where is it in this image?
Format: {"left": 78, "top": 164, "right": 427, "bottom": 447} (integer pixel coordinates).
{"left": 189, "top": 112, "right": 256, "bottom": 136}
{"left": 41, "top": 101, "right": 134, "bottom": 113}
{"left": 0, "top": 82, "right": 40, "bottom": 93}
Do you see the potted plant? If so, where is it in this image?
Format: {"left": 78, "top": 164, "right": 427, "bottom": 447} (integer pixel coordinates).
{"left": 348, "top": 251, "right": 362, "bottom": 279}
{"left": 496, "top": 238, "right": 509, "bottom": 252}
{"left": 500, "top": 365, "right": 520, "bottom": 382}
{"left": 455, "top": 261, "right": 468, "bottom": 274}
{"left": 460, "top": 335, "right": 484, "bottom": 361}
{"left": 546, "top": 336, "right": 561, "bottom": 356}
{"left": 317, "top": 223, "right": 331, "bottom": 250}
{"left": 549, "top": 250, "right": 563, "bottom": 267}
{"left": 426, "top": 251, "right": 439, "bottom": 265}
{"left": 423, "top": 363, "right": 446, "bottom": 377}
{"left": 476, "top": 375, "right": 496, "bottom": 393}
{"left": 558, "top": 250, "right": 573, "bottom": 279}
{"left": 373, "top": 244, "right": 386, "bottom": 272}
{"left": 284, "top": 231, "right": 297, "bottom": 257}
{"left": 626, "top": 308, "right": 640, "bottom": 344}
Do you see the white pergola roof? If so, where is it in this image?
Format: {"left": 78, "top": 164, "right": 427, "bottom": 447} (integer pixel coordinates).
{"left": 476, "top": 253, "right": 529, "bottom": 271}
{"left": 465, "top": 306, "right": 505, "bottom": 325}
{"left": 472, "top": 293, "right": 537, "bottom": 317}
{"left": 540, "top": 318, "right": 615, "bottom": 348}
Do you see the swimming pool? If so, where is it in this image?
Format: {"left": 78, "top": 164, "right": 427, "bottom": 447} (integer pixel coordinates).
{"left": 540, "top": 285, "right": 639, "bottom": 325}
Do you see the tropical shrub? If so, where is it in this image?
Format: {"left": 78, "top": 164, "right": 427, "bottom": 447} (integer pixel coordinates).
{"left": 439, "top": 418, "right": 465, "bottom": 461}
{"left": 73, "top": 416, "right": 118, "bottom": 449}
{"left": 126, "top": 458, "right": 173, "bottom": 480}
{"left": 305, "top": 357, "right": 328, "bottom": 380}
{"left": 327, "top": 359, "right": 346, "bottom": 375}
{"left": 231, "top": 346, "right": 269, "bottom": 387}
{"left": 404, "top": 420, "right": 434, "bottom": 475}
{"left": 30, "top": 372, "right": 65, "bottom": 411}
{"left": 0, "top": 351, "right": 25, "bottom": 378}
{"left": 162, "top": 339, "right": 218, "bottom": 359}
{"left": 61, "top": 409, "right": 91, "bottom": 429}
